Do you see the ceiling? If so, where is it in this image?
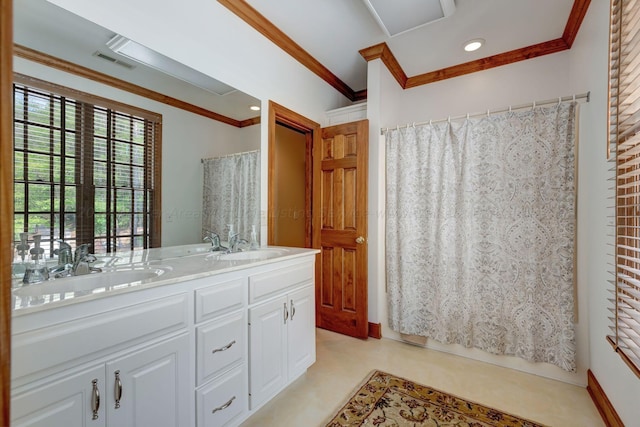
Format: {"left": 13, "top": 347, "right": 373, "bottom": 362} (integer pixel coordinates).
{"left": 243, "top": 0, "right": 577, "bottom": 93}
{"left": 13, "top": 0, "right": 580, "bottom": 120}
{"left": 13, "top": 0, "right": 261, "bottom": 122}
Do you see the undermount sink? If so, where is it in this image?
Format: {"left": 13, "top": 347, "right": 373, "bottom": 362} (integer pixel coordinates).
{"left": 218, "top": 248, "right": 290, "bottom": 261}
{"left": 144, "top": 243, "right": 213, "bottom": 260}
{"left": 13, "top": 266, "right": 171, "bottom": 298}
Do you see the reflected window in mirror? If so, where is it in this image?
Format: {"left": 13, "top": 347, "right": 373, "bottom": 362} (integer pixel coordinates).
{"left": 12, "top": 74, "right": 162, "bottom": 262}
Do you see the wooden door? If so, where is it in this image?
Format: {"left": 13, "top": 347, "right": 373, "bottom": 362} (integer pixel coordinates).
{"left": 313, "top": 120, "right": 368, "bottom": 339}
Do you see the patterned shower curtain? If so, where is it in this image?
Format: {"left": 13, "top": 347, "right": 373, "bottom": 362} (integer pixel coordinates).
{"left": 385, "top": 103, "right": 577, "bottom": 371}
{"left": 202, "top": 150, "right": 260, "bottom": 242}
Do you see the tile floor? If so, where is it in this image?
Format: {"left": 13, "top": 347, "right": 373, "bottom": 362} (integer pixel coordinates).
{"left": 240, "top": 328, "right": 604, "bottom": 427}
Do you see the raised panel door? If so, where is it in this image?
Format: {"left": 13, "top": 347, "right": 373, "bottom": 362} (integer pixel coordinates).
{"left": 105, "top": 333, "right": 190, "bottom": 427}
{"left": 248, "top": 296, "right": 287, "bottom": 410}
{"left": 12, "top": 365, "right": 106, "bottom": 427}
{"left": 287, "top": 285, "right": 315, "bottom": 380}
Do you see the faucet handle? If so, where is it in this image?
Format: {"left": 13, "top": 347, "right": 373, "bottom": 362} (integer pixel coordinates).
{"left": 54, "top": 240, "right": 74, "bottom": 265}
{"left": 74, "top": 243, "right": 91, "bottom": 261}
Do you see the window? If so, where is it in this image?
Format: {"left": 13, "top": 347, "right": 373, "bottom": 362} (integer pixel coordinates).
{"left": 608, "top": 0, "right": 640, "bottom": 377}
{"left": 13, "top": 74, "right": 162, "bottom": 260}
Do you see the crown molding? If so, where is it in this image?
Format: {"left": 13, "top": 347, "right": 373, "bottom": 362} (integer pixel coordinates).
{"left": 361, "top": 0, "right": 590, "bottom": 89}
{"left": 221, "top": 0, "right": 590, "bottom": 97}
{"left": 218, "top": 0, "right": 359, "bottom": 102}
{"left": 13, "top": 44, "right": 259, "bottom": 128}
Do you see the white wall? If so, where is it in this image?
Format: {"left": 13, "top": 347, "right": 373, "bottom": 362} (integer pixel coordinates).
{"left": 569, "top": 1, "right": 640, "bottom": 424}
{"left": 14, "top": 57, "right": 260, "bottom": 247}
{"left": 45, "top": 0, "right": 352, "bottom": 247}
{"left": 367, "top": 50, "right": 597, "bottom": 385}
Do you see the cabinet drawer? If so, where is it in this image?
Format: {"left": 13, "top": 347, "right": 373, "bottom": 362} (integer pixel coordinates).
{"left": 197, "top": 311, "right": 245, "bottom": 385}
{"left": 195, "top": 277, "right": 245, "bottom": 323}
{"left": 197, "top": 366, "right": 247, "bottom": 427}
{"left": 248, "top": 261, "right": 314, "bottom": 304}
{"left": 12, "top": 293, "right": 188, "bottom": 381}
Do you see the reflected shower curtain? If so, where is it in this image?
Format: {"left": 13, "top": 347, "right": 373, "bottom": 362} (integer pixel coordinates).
{"left": 385, "top": 103, "right": 577, "bottom": 371}
{"left": 202, "top": 150, "right": 260, "bottom": 242}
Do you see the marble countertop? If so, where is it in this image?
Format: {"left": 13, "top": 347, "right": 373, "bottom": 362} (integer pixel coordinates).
{"left": 12, "top": 245, "right": 319, "bottom": 315}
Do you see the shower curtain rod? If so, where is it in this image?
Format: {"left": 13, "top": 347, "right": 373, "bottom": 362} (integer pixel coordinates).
{"left": 201, "top": 149, "right": 260, "bottom": 163}
{"left": 380, "top": 91, "right": 590, "bottom": 134}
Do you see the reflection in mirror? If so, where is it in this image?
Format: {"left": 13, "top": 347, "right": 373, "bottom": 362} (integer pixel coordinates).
{"left": 12, "top": 0, "right": 262, "bottom": 276}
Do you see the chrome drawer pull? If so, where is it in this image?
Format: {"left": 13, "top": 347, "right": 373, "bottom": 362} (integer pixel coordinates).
{"left": 91, "top": 379, "right": 100, "bottom": 420}
{"left": 114, "top": 370, "right": 122, "bottom": 409}
{"left": 290, "top": 299, "right": 296, "bottom": 320}
{"left": 212, "top": 396, "right": 236, "bottom": 414}
{"left": 284, "top": 302, "right": 289, "bottom": 324}
{"left": 212, "top": 340, "right": 236, "bottom": 354}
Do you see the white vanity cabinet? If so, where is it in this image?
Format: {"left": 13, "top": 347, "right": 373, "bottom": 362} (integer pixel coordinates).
{"left": 11, "top": 249, "right": 319, "bottom": 427}
{"left": 11, "top": 292, "right": 192, "bottom": 427}
{"left": 194, "top": 277, "right": 248, "bottom": 427}
{"left": 12, "top": 365, "right": 106, "bottom": 427}
{"left": 247, "top": 260, "right": 316, "bottom": 410}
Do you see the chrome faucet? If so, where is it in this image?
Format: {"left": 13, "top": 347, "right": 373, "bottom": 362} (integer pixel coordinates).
{"left": 228, "top": 232, "right": 248, "bottom": 253}
{"left": 71, "top": 244, "right": 102, "bottom": 276}
{"left": 203, "top": 231, "right": 228, "bottom": 252}
{"left": 49, "top": 240, "right": 73, "bottom": 276}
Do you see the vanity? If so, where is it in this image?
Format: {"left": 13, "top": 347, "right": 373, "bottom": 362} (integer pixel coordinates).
{"left": 10, "top": 245, "right": 319, "bottom": 427}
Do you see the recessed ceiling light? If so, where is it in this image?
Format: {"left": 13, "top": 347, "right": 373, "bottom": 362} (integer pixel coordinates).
{"left": 464, "top": 38, "right": 484, "bottom": 52}
{"left": 249, "top": 105, "right": 261, "bottom": 111}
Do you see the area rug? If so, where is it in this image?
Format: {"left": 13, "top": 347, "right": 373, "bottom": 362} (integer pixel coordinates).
{"left": 324, "top": 370, "right": 547, "bottom": 427}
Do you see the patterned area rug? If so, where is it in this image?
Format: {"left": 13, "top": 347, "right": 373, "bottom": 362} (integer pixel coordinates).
{"left": 324, "top": 370, "right": 548, "bottom": 427}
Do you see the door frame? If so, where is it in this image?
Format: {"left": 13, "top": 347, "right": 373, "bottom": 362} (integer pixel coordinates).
{"left": 1, "top": 0, "right": 13, "bottom": 423}
{"left": 267, "top": 101, "right": 319, "bottom": 248}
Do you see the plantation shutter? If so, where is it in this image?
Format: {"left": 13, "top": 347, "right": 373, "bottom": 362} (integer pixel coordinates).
{"left": 609, "top": 0, "right": 640, "bottom": 377}
{"left": 13, "top": 74, "right": 162, "bottom": 257}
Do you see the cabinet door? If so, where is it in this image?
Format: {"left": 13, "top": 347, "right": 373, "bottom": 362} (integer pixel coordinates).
{"left": 12, "top": 365, "right": 106, "bottom": 427}
{"left": 106, "top": 333, "right": 190, "bottom": 427}
{"left": 287, "top": 284, "right": 316, "bottom": 380}
{"left": 248, "top": 296, "right": 287, "bottom": 410}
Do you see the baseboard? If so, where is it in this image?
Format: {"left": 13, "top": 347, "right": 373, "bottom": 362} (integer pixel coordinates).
{"left": 368, "top": 322, "right": 381, "bottom": 339}
{"left": 587, "top": 369, "right": 624, "bottom": 427}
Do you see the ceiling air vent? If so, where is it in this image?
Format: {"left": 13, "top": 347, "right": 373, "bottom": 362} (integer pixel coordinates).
{"left": 93, "top": 51, "right": 136, "bottom": 70}
{"left": 363, "top": 0, "right": 456, "bottom": 37}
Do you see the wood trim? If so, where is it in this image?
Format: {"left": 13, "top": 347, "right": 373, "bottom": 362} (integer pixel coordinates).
{"left": 563, "top": 0, "right": 592, "bottom": 48}
{"left": 359, "top": 43, "right": 408, "bottom": 88}
{"left": 406, "top": 39, "right": 569, "bottom": 88}
{"left": 217, "top": 0, "right": 358, "bottom": 102}
{"left": 607, "top": 335, "right": 640, "bottom": 379}
{"left": 239, "top": 116, "right": 261, "bottom": 127}
{"left": 0, "top": 0, "right": 12, "bottom": 423}
{"left": 368, "top": 322, "right": 382, "bottom": 339}
{"left": 267, "top": 101, "right": 320, "bottom": 245}
{"left": 14, "top": 73, "right": 162, "bottom": 122}
{"left": 151, "top": 122, "right": 163, "bottom": 248}
{"left": 587, "top": 369, "right": 625, "bottom": 427}
{"left": 360, "top": 0, "right": 590, "bottom": 90}
{"left": 13, "top": 44, "right": 255, "bottom": 128}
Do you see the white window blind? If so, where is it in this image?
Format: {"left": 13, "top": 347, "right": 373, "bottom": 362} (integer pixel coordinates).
{"left": 609, "top": 0, "right": 640, "bottom": 378}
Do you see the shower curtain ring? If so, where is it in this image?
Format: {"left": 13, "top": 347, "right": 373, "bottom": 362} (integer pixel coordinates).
{"left": 532, "top": 101, "right": 536, "bottom": 110}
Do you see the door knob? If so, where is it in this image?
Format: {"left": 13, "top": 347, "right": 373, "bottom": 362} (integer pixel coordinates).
{"left": 355, "top": 236, "right": 365, "bottom": 244}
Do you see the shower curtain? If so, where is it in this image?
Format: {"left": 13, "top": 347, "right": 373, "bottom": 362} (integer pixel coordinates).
{"left": 202, "top": 150, "right": 260, "bottom": 242}
{"left": 385, "top": 103, "right": 577, "bottom": 371}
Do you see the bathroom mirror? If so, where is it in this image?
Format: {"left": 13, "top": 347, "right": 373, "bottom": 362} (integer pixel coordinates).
{"left": 12, "top": 0, "right": 262, "bottom": 262}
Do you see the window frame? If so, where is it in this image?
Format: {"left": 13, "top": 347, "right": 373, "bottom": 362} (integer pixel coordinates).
{"left": 608, "top": 0, "right": 640, "bottom": 378}
{"left": 12, "top": 73, "right": 162, "bottom": 256}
